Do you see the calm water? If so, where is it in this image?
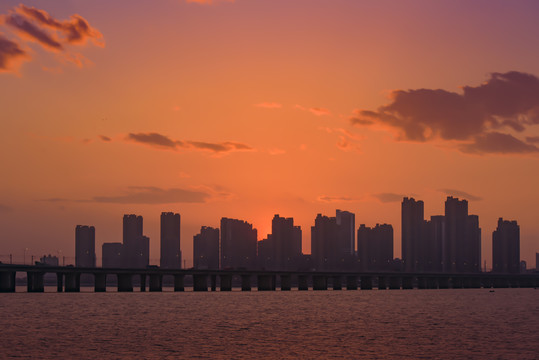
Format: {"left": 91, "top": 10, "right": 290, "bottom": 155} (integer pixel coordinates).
{"left": 1, "top": 288, "right": 538, "bottom": 359}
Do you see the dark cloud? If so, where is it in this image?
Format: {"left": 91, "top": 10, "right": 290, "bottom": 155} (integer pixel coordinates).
{"left": 352, "top": 71, "right": 539, "bottom": 155}
{"left": 459, "top": 132, "right": 539, "bottom": 155}
{"left": 99, "top": 135, "right": 111, "bottom": 142}
{"left": 92, "top": 186, "right": 209, "bottom": 204}
{"left": 126, "top": 132, "right": 253, "bottom": 154}
{"left": 438, "top": 189, "right": 482, "bottom": 202}
{"left": 317, "top": 195, "right": 353, "bottom": 203}
{"left": 0, "top": 204, "right": 13, "bottom": 212}
{"left": 372, "top": 193, "right": 406, "bottom": 203}
{"left": 0, "top": 34, "right": 28, "bottom": 72}
{"left": 525, "top": 136, "right": 539, "bottom": 144}
{"left": 5, "top": 13, "right": 63, "bottom": 50}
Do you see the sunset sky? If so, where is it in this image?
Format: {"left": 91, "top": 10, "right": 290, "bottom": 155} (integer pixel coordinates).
{"left": 1, "top": 0, "right": 539, "bottom": 268}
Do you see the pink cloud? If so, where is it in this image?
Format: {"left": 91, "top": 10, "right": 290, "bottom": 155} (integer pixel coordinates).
{"left": 254, "top": 102, "right": 282, "bottom": 109}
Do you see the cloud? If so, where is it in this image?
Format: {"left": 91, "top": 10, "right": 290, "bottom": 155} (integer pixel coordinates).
{"left": 185, "top": 0, "right": 235, "bottom": 4}
{"left": 92, "top": 186, "right": 209, "bottom": 204}
{"left": 352, "top": 71, "right": 539, "bottom": 155}
{"left": 317, "top": 195, "right": 353, "bottom": 203}
{"left": 526, "top": 136, "right": 539, "bottom": 144}
{"left": 126, "top": 132, "right": 253, "bottom": 154}
{"left": 267, "top": 148, "right": 286, "bottom": 155}
{"left": 0, "top": 5, "right": 103, "bottom": 73}
{"left": 372, "top": 193, "right": 406, "bottom": 203}
{"left": 320, "top": 127, "right": 363, "bottom": 152}
{"left": 254, "top": 102, "right": 282, "bottom": 109}
{"left": 295, "top": 104, "right": 331, "bottom": 116}
{"left": 0, "top": 204, "right": 13, "bottom": 212}
{"left": 438, "top": 189, "right": 482, "bottom": 201}
{"left": 0, "top": 34, "right": 28, "bottom": 73}
{"left": 99, "top": 135, "right": 111, "bottom": 142}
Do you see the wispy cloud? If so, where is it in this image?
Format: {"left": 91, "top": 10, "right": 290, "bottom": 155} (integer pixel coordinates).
{"left": 92, "top": 186, "right": 209, "bottom": 204}
{"left": 0, "top": 34, "right": 28, "bottom": 73}
{"left": 99, "top": 135, "right": 111, "bottom": 142}
{"left": 295, "top": 104, "right": 331, "bottom": 116}
{"left": 317, "top": 195, "right": 353, "bottom": 203}
{"left": 372, "top": 193, "right": 406, "bottom": 203}
{"left": 352, "top": 71, "right": 539, "bottom": 155}
{"left": 126, "top": 132, "right": 253, "bottom": 155}
{"left": 438, "top": 189, "right": 482, "bottom": 201}
{"left": 254, "top": 102, "right": 282, "bottom": 109}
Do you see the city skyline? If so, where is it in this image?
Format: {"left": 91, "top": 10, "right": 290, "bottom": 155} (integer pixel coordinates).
{"left": 1, "top": 1, "right": 539, "bottom": 269}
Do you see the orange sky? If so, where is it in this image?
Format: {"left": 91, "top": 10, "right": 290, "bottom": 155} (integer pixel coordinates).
{"left": 1, "top": 0, "right": 539, "bottom": 268}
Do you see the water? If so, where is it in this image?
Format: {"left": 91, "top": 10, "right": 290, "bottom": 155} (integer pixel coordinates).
{"left": 1, "top": 288, "right": 538, "bottom": 359}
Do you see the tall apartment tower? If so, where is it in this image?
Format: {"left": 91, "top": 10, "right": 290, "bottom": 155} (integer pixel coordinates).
{"left": 401, "top": 197, "right": 425, "bottom": 272}
{"left": 357, "top": 223, "right": 393, "bottom": 271}
{"left": 123, "top": 214, "right": 148, "bottom": 268}
{"left": 311, "top": 214, "right": 339, "bottom": 271}
{"left": 75, "top": 225, "right": 96, "bottom": 268}
{"left": 426, "top": 215, "right": 445, "bottom": 272}
{"left": 269, "top": 215, "right": 302, "bottom": 271}
{"left": 336, "top": 209, "right": 355, "bottom": 257}
{"left": 492, "top": 218, "right": 520, "bottom": 273}
{"left": 193, "top": 226, "right": 220, "bottom": 270}
{"left": 220, "top": 218, "right": 257, "bottom": 270}
{"left": 160, "top": 212, "right": 181, "bottom": 269}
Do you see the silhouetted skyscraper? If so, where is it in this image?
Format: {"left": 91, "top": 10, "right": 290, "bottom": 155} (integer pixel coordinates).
{"left": 357, "top": 223, "right": 393, "bottom": 271}
{"left": 266, "top": 215, "right": 302, "bottom": 270}
{"left": 336, "top": 209, "right": 355, "bottom": 256}
{"left": 311, "top": 214, "right": 339, "bottom": 271}
{"left": 492, "top": 218, "right": 520, "bottom": 273}
{"left": 193, "top": 226, "right": 219, "bottom": 269}
{"left": 220, "top": 218, "right": 257, "bottom": 269}
{"left": 401, "top": 197, "right": 424, "bottom": 272}
{"left": 426, "top": 215, "right": 445, "bottom": 272}
{"left": 75, "top": 225, "right": 96, "bottom": 268}
{"left": 102, "top": 242, "right": 123, "bottom": 268}
{"left": 122, "top": 214, "right": 148, "bottom": 268}
{"left": 160, "top": 212, "right": 181, "bottom": 269}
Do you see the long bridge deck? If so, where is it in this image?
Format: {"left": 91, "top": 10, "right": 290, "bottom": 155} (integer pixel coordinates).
{"left": 0, "top": 264, "right": 537, "bottom": 292}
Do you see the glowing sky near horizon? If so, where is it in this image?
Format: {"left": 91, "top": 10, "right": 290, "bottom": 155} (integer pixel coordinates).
{"left": 1, "top": 0, "right": 539, "bottom": 267}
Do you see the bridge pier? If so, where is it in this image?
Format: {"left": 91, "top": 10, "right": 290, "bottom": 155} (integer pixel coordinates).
{"left": 402, "top": 276, "right": 413, "bottom": 290}
{"left": 493, "top": 277, "right": 509, "bottom": 288}
{"left": 298, "top": 275, "right": 309, "bottom": 290}
{"left": 27, "top": 272, "right": 44, "bottom": 292}
{"left": 211, "top": 275, "right": 217, "bottom": 291}
{"left": 193, "top": 274, "right": 208, "bottom": 291}
{"left": 241, "top": 274, "right": 251, "bottom": 291}
{"left": 378, "top": 276, "right": 387, "bottom": 290}
{"left": 417, "top": 277, "right": 427, "bottom": 289}
{"left": 313, "top": 275, "right": 327, "bottom": 290}
{"left": 140, "top": 274, "right": 146, "bottom": 292}
{"left": 220, "top": 274, "right": 232, "bottom": 291}
{"left": 346, "top": 276, "right": 358, "bottom": 290}
{"left": 452, "top": 277, "right": 463, "bottom": 289}
{"left": 174, "top": 274, "right": 184, "bottom": 291}
{"left": 149, "top": 274, "right": 162, "bottom": 292}
{"left": 427, "top": 277, "right": 438, "bottom": 289}
{"left": 332, "top": 276, "right": 342, "bottom": 290}
{"left": 438, "top": 277, "right": 449, "bottom": 289}
{"left": 56, "top": 273, "right": 63, "bottom": 292}
{"left": 65, "top": 272, "right": 80, "bottom": 292}
{"left": 360, "top": 276, "right": 373, "bottom": 290}
{"left": 470, "top": 277, "right": 481, "bottom": 288}
{"left": 257, "top": 274, "right": 275, "bottom": 291}
{"left": 388, "top": 276, "right": 400, "bottom": 290}
{"left": 117, "top": 274, "right": 133, "bottom": 292}
{"left": 94, "top": 273, "right": 106, "bottom": 292}
{"left": 0, "top": 271, "right": 16, "bottom": 292}
{"left": 280, "top": 274, "right": 291, "bottom": 291}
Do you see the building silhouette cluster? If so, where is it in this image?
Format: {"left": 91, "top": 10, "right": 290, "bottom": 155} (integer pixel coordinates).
{"left": 72, "top": 197, "right": 525, "bottom": 274}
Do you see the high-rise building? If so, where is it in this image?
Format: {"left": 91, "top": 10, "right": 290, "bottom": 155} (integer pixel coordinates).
{"left": 311, "top": 214, "right": 339, "bottom": 271}
{"left": 102, "top": 243, "right": 123, "bottom": 268}
{"left": 75, "top": 225, "right": 96, "bottom": 268}
{"left": 336, "top": 209, "right": 355, "bottom": 257}
{"left": 193, "top": 226, "right": 219, "bottom": 269}
{"left": 122, "top": 214, "right": 148, "bottom": 268}
{"left": 492, "top": 218, "right": 520, "bottom": 273}
{"left": 426, "top": 215, "right": 445, "bottom": 272}
{"left": 401, "top": 197, "right": 425, "bottom": 272}
{"left": 357, "top": 223, "right": 393, "bottom": 271}
{"left": 220, "top": 218, "right": 257, "bottom": 269}
{"left": 264, "top": 215, "right": 302, "bottom": 270}
{"left": 160, "top": 212, "right": 181, "bottom": 269}
{"left": 536, "top": 253, "right": 539, "bottom": 272}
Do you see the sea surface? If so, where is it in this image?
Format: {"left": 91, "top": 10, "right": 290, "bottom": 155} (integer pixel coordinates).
{"left": 1, "top": 287, "right": 538, "bottom": 359}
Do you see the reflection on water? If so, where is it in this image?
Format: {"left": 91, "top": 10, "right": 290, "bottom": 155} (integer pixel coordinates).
{"left": 1, "top": 288, "right": 538, "bottom": 359}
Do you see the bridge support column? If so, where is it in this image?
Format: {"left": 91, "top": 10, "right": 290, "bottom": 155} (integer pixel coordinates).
{"left": 65, "top": 273, "right": 80, "bottom": 292}
{"left": 0, "top": 271, "right": 16, "bottom": 292}
{"left": 27, "top": 272, "right": 44, "bottom": 292}
{"left": 140, "top": 274, "right": 146, "bottom": 292}
{"left": 117, "top": 274, "right": 133, "bottom": 292}
{"left": 94, "top": 273, "right": 106, "bottom": 292}
{"left": 280, "top": 275, "right": 291, "bottom": 291}
{"left": 56, "top": 273, "right": 63, "bottom": 292}
{"left": 211, "top": 275, "right": 217, "bottom": 291}
{"left": 298, "top": 275, "right": 308, "bottom": 290}
{"left": 360, "top": 276, "right": 373, "bottom": 290}
{"left": 493, "top": 277, "right": 508, "bottom": 288}
{"left": 174, "top": 275, "right": 184, "bottom": 291}
{"left": 313, "top": 275, "right": 327, "bottom": 290}
{"left": 378, "top": 276, "right": 387, "bottom": 290}
{"left": 402, "top": 276, "right": 413, "bottom": 289}
{"left": 417, "top": 277, "right": 427, "bottom": 289}
{"left": 509, "top": 276, "right": 519, "bottom": 288}
{"left": 220, "top": 274, "right": 232, "bottom": 291}
{"left": 149, "top": 274, "right": 162, "bottom": 292}
{"left": 241, "top": 275, "right": 251, "bottom": 291}
{"left": 257, "top": 274, "right": 275, "bottom": 291}
{"left": 332, "top": 276, "right": 342, "bottom": 290}
{"left": 438, "top": 277, "right": 449, "bottom": 289}
{"left": 519, "top": 277, "right": 533, "bottom": 288}
{"left": 470, "top": 277, "right": 481, "bottom": 288}
{"left": 346, "top": 276, "right": 358, "bottom": 290}
{"left": 388, "top": 276, "right": 400, "bottom": 290}
{"left": 427, "top": 277, "right": 438, "bottom": 289}
{"left": 193, "top": 274, "right": 208, "bottom": 291}
{"left": 452, "top": 277, "right": 463, "bottom": 289}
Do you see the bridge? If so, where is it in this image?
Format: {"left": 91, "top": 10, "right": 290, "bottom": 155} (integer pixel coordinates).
{"left": 0, "top": 264, "right": 537, "bottom": 292}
